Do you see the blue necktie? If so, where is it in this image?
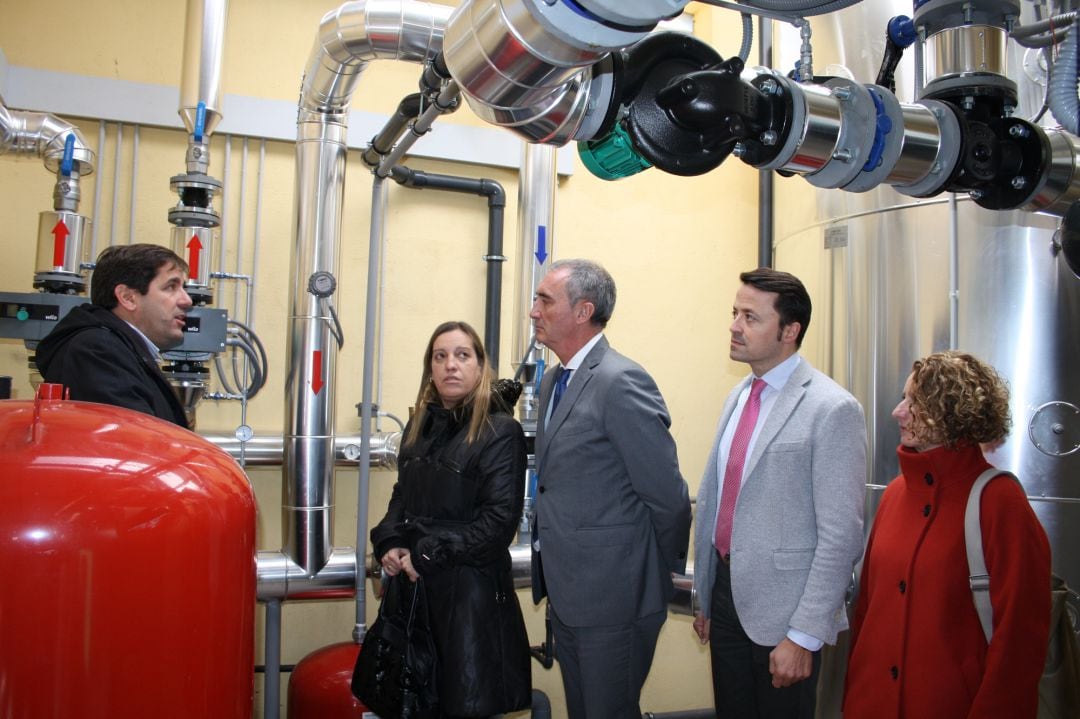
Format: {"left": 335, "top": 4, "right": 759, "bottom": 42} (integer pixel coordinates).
{"left": 551, "top": 367, "right": 571, "bottom": 413}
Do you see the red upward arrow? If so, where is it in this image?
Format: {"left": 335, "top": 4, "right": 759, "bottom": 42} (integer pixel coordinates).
{"left": 51, "top": 220, "right": 70, "bottom": 266}
{"left": 311, "top": 350, "right": 324, "bottom": 395}
{"left": 187, "top": 235, "right": 203, "bottom": 280}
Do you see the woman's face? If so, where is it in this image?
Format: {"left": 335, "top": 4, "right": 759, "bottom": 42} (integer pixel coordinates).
{"left": 430, "top": 329, "right": 482, "bottom": 409}
{"left": 892, "top": 373, "right": 937, "bottom": 451}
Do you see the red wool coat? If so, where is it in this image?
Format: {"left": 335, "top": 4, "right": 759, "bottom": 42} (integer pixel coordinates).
{"left": 843, "top": 444, "right": 1051, "bottom": 719}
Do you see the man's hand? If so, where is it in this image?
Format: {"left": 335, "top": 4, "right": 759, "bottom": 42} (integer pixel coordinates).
{"left": 768, "top": 637, "right": 812, "bottom": 688}
{"left": 692, "top": 612, "right": 709, "bottom": 644}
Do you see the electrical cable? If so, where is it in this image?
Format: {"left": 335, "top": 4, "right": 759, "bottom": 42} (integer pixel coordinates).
{"left": 226, "top": 336, "right": 265, "bottom": 396}
{"left": 325, "top": 300, "right": 345, "bottom": 349}
{"left": 212, "top": 318, "right": 269, "bottom": 399}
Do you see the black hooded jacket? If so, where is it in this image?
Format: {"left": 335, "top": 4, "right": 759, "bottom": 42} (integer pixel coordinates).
{"left": 35, "top": 304, "right": 189, "bottom": 428}
{"left": 370, "top": 383, "right": 531, "bottom": 716}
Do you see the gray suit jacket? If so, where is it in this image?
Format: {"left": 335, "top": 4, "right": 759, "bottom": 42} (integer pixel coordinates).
{"left": 532, "top": 336, "right": 691, "bottom": 627}
{"left": 693, "top": 358, "right": 866, "bottom": 646}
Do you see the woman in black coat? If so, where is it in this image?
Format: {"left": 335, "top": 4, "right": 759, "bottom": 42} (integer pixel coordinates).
{"left": 371, "top": 320, "right": 531, "bottom": 717}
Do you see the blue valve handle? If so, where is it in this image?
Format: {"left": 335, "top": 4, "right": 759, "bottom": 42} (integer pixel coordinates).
{"left": 888, "top": 15, "right": 917, "bottom": 48}
{"left": 194, "top": 101, "right": 207, "bottom": 142}
{"left": 60, "top": 134, "right": 75, "bottom": 177}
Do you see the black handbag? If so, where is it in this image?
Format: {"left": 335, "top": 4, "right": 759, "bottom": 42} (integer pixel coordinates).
{"left": 351, "top": 574, "right": 439, "bottom": 718}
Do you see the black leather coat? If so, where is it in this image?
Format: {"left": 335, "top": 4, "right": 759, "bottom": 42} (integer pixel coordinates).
{"left": 371, "top": 401, "right": 531, "bottom": 716}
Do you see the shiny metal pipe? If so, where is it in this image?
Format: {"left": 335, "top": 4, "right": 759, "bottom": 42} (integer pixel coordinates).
{"left": 300, "top": 0, "right": 452, "bottom": 117}
{"left": 202, "top": 431, "right": 400, "bottom": 468}
{"left": 282, "top": 119, "right": 348, "bottom": 575}
{"left": 442, "top": 0, "right": 600, "bottom": 144}
{"left": 891, "top": 100, "right": 961, "bottom": 198}
{"left": 283, "top": 0, "right": 450, "bottom": 579}
{"left": 777, "top": 83, "right": 843, "bottom": 176}
{"left": 256, "top": 547, "right": 357, "bottom": 601}
{"left": 512, "top": 144, "right": 556, "bottom": 421}
{"left": 923, "top": 25, "right": 1008, "bottom": 86}
{"left": 885, "top": 102, "right": 946, "bottom": 187}
{"left": 1021, "top": 128, "right": 1080, "bottom": 217}
{"left": 180, "top": 0, "right": 227, "bottom": 138}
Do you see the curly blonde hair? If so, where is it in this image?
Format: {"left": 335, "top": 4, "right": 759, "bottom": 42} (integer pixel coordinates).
{"left": 908, "top": 351, "right": 1011, "bottom": 447}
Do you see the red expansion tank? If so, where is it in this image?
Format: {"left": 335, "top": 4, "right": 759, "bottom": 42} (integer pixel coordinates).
{"left": 0, "top": 387, "right": 257, "bottom": 718}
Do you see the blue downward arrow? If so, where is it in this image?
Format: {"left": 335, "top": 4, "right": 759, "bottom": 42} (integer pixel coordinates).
{"left": 534, "top": 225, "right": 548, "bottom": 265}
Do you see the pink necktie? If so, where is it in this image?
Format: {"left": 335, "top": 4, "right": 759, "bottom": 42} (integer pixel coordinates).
{"left": 714, "top": 378, "right": 766, "bottom": 557}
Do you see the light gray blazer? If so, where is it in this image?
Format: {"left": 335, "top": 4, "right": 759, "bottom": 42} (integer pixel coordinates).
{"left": 532, "top": 336, "right": 691, "bottom": 627}
{"left": 693, "top": 358, "right": 867, "bottom": 646}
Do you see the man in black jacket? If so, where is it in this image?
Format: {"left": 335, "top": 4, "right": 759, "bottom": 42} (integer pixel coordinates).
{"left": 36, "top": 243, "right": 192, "bottom": 427}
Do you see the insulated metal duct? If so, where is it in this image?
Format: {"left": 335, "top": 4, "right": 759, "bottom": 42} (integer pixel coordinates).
{"left": 179, "top": 0, "right": 227, "bottom": 142}
{"left": 272, "top": 0, "right": 451, "bottom": 596}
{"left": 441, "top": 0, "right": 606, "bottom": 144}
{"left": 0, "top": 103, "right": 94, "bottom": 175}
{"left": 203, "top": 431, "right": 400, "bottom": 468}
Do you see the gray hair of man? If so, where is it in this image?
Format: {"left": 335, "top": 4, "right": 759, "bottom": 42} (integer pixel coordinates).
{"left": 549, "top": 258, "right": 617, "bottom": 328}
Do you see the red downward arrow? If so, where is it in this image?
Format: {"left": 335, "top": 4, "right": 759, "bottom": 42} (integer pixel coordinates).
{"left": 187, "top": 235, "right": 203, "bottom": 280}
{"left": 311, "top": 350, "right": 324, "bottom": 395}
{"left": 52, "top": 220, "right": 70, "bottom": 266}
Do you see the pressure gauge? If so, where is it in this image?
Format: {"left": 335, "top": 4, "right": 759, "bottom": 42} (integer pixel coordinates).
{"left": 308, "top": 271, "right": 337, "bottom": 298}
{"left": 235, "top": 424, "right": 254, "bottom": 442}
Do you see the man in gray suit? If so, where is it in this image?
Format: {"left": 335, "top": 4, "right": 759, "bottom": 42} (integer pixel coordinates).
{"left": 530, "top": 258, "right": 691, "bottom": 719}
{"left": 692, "top": 268, "right": 866, "bottom": 718}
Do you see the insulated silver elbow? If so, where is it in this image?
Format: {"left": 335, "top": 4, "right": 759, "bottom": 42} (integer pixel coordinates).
{"left": 0, "top": 103, "right": 95, "bottom": 180}
{"left": 300, "top": 0, "right": 452, "bottom": 117}
{"left": 441, "top": 0, "right": 610, "bottom": 145}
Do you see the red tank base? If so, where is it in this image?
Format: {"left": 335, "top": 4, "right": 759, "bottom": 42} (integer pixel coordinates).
{"left": 287, "top": 641, "right": 367, "bottom": 718}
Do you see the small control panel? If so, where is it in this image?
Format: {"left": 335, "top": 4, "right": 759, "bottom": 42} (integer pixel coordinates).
{"left": 0, "top": 291, "right": 228, "bottom": 354}
{"left": 0, "top": 292, "right": 85, "bottom": 341}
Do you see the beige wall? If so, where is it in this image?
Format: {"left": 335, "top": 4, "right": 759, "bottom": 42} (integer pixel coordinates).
{"left": 0, "top": 2, "right": 762, "bottom": 715}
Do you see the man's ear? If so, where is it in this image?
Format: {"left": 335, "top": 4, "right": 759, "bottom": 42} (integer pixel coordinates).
{"left": 114, "top": 284, "right": 139, "bottom": 313}
{"left": 782, "top": 321, "right": 801, "bottom": 344}
{"left": 575, "top": 301, "right": 595, "bottom": 325}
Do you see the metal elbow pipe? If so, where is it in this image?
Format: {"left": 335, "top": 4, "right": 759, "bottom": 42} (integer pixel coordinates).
{"left": 257, "top": 547, "right": 357, "bottom": 601}
{"left": 284, "top": 0, "right": 450, "bottom": 579}
{"left": 441, "top": 0, "right": 609, "bottom": 145}
{"left": 0, "top": 102, "right": 95, "bottom": 177}
{"left": 300, "top": 0, "right": 453, "bottom": 117}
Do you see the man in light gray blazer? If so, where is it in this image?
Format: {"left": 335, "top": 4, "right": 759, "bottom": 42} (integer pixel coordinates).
{"left": 692, "top": 268, "right": 866, "bottom": 718}
{"left": 530, "top": 259, "right": 691, "bottom": 719}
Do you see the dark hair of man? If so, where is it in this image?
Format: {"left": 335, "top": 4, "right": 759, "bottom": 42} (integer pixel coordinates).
{"left": 549, "top": 258, "right": 617, "bottom": 328}
{"left": 405, "top": 320, "right": 495, "bottom": 448}
{"left": 90, "top": 244, "right": 189, "bottom": 309}
{"left": 739, "top": 267, "right": 812, "bottom": 347}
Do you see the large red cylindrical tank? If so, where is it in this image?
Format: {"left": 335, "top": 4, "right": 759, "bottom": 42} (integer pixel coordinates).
{"left": 0, "top": 388, "right": 257, "bottom": 718}
{"left": 288, "top": 641, "right": 367, "bottom": 718}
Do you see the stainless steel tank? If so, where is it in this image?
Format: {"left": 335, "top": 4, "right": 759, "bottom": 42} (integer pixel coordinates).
{"left": 769, "top": 2, "right": 1080, "bottom": 714}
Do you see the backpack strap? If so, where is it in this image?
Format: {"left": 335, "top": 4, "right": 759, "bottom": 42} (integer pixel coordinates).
{"left": 965, "top": 468, "right": 1021, "bottom": 643}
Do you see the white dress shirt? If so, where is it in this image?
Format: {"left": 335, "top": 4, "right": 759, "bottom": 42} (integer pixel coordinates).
{"left": 714, "top": 353, "right": 824, "bottom": 651}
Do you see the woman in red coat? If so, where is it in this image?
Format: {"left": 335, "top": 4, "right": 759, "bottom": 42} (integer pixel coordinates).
{"left": 843, "top": 351, "right": 1051, "bottom": 719}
